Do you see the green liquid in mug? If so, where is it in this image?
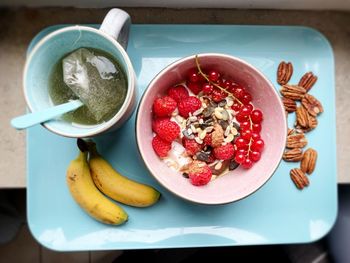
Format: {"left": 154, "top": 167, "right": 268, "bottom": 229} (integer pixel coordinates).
{"left": 48, "top": 48, "right": 128, "bottom": 125}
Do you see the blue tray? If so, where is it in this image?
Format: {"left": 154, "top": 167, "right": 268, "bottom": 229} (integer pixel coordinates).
{"left": 27, "top": 24, "right": 337, "bottom": 251}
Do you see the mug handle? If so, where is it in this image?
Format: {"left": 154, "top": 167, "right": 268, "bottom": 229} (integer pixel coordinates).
{"left": 100, "top": 8, "right": 131, "bottom": 50}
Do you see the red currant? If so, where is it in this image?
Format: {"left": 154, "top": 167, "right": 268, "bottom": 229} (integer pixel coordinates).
{"left": 188, "top": 69, "right": 200, "bottom": 83}
{"left": 202, "top": 83, "right": 213, "bottom": 94}
{"left": 231, "top": 102, "right": 242, "bottom": 112}
{"left": 240, "top": 121, "right": 251, "bottom": 131}
{"left": 233, "top": 87, "right": 245, "bottom": 99}
{"left": 246, "top": 103, "right": 253, "bottom": 112}
{"left": 236, "top": 112, "right": 249, "bottom": 123}
{"left": 208, "top": 70, "right": 220, "bottom": 82}
{"left": 237, "top": 149, "right": 248, "bottom": 155}
{"left": 239, "top": 105, "right": 252, "bottom": 117}
{"left": 252, "top": 123, "right": 262, "bottom": 133}
{"left": 250, "top": 151, "right": 261, "bottom": 162}
{"left": 187, "top": 82, "right": 202, "bottom": 95}
{"left": 251, "top": 132, "right": 261, "bottom": 140}
{"left": 241, "top": 129, "right": 252, "bottom": 140}
{"left": 251, "top": 109, "right": 263, "bottom": 123}
{"left": 216, "top": 78, "right": 224, "bottom": 86}
{"left": 234, "top": 137, "right": 249, "bottom": 149}
{"left": 242, "top": 158, "right": 253, "bottom": 169}
{"left": 234, "top": 152, "right": 246, "bottom": 164}
{"left": 251, "top": 138, "right": 264, "bottom": 152}
{"left": 241, "top": 92, "right": 252, "bottom": 105}
{"left": 223, "top": 80, "right": 232, "bottom": 90}
{"left": 211, "top": 88, "right": 226, "bottom": 102}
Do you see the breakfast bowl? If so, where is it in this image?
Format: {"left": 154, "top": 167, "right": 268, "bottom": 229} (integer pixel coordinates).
{"left": 136, "top": 53, "right": 287, "bottom": 205}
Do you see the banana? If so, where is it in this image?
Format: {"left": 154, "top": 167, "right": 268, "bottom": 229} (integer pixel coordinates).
{"left": 66, "top": 148, "right": 128, "bottom": 225}
{"left": 88, "top": 142, "right": 161, "bottom": 207}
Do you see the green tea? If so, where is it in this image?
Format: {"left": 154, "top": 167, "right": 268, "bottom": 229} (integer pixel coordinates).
{"left": 49, "top": 47, "right": 128, "bottom": 125}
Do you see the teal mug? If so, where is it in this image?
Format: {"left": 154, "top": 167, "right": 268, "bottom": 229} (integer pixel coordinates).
{"left": 23, "top": 8, "right": 136, "bottom": 138}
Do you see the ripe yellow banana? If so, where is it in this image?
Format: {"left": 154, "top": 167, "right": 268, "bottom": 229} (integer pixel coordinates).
{"left": 88, "top": 142, "right": 161, "bottom": 207}
{"left": 66, "top": 149, "right": 128, "bottom": 225}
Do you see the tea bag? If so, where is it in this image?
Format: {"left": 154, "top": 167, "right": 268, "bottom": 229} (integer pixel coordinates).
{"left": 62, "top": 48, "right": 126, "bottom": 122}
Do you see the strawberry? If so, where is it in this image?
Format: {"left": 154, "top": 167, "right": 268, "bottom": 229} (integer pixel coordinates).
{"left": 152, "top": 135, "right": 171, "bottom": 157}
{"left": 153, "top": 96, "right": 177, "bottom": 117}
{"left": 167, "top": 85, "right": 189, "bottom": 103}
{"left": 188, "top": 160, "right": 212, "bottom": 186}
{"left": 182, "top": 137, "right": 203, "bottom": 156}
{"left": 213, "top": 143, "right": 235, "bottom": 160}
{"left": 152, "top": 117, "right": 170, "bottom": 133}
{"left": 178, "top": 96, "right": 201, "bottom": 117}
{"left": 155, "top": 119, "right": 180, "bottom": 142}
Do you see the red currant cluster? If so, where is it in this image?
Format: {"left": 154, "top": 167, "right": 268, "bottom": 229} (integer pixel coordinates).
{"left": 233, "top": 109, "right": 264, "bottom": 169}
{"left": 187, "top": 58, "right": 265, "bottom": 169}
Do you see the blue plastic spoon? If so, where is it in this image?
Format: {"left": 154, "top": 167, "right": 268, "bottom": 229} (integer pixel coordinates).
{"left": 11, "top": 100, "right": 83, "bottom": 130}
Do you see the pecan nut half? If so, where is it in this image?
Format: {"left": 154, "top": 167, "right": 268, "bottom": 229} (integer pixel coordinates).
{"left": 290, "top": 168, "right": 309, "bottom": 190}
{"left": 286, "top": 133, "right": 308, "bottom": 149}
{"left": 282, "top": 97, "right": 297, "bottom": 113}
{"left": 296, "top": 106, "right": 310, "bottom": 128}
{"left": 277, "top": 61, "right": 293, "bottom": 85}
{"left": 280, "top": 85, "right": 306, "bottom": 101}
{"left": 301, "top": 148, "right": 317, "bottom": 174}
{"left": 301, "top": 94, "right": 324, "bottom": 117}
{"left": 211, "top": 124, "right": 224, "bottom": 147}
{"left": 298, "top": 72, "right": 317, "bottom": 92}
{"left": 296, "top": 105, "right": 318, "bottom": 132}
{"left": 283, "top": 148, "right": 303, "bottom": 162}
{"left": 295, "top": 116, "right": 318, "bottom": 133}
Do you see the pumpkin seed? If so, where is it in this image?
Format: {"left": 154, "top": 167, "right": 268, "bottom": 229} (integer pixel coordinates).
{"left": 205, "top": 117, "right": 214, "bottom": 123}
{"left": 203, "top": 107, "right": 214, "bottom": 118}
{"left": 209, "top": 100, "right": 217, "bottom": 107}
{"left": 182, "top": 172, "right": 189, "bottom": 178}
{"left": 183, "top": 129, "right": 195, "bottom": 139}
{"left": 229, "top": 160, "right": 240, "bottom": 170}
{"left": 218, "top": 100, "right": 227, "bottom": 107}
{"left": 221, "top": 110, "right": 229, "bottom": 121}
{"left": 232, "top": 122, "right": 240, "bottom": 131}
{"left": 218, "top": 120, "right": 229, "bottom": 130}
{"left": 196, "top": 152, "right": 209, "bottom": 162}
{"left": 199, "top": 123, "right": 210, "bottom": 129}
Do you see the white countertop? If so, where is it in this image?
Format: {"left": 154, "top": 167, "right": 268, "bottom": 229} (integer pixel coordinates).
{"left": 0, "top": 7, "right": 349, "bottom": 187}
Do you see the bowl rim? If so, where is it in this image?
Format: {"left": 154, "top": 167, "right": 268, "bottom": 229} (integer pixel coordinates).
{"left": 23, "top": 25, "right": 136, "bottom": 138}
{"left": 136, "top": 53, "right": 287, "bottom": 205}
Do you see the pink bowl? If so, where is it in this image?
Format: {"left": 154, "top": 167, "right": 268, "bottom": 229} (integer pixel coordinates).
{"left": 136, "top": 53, "right": 287, "bottom": 205}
